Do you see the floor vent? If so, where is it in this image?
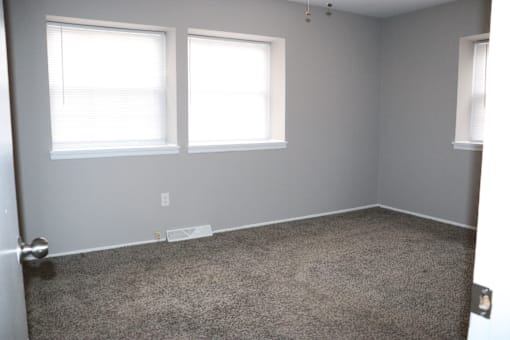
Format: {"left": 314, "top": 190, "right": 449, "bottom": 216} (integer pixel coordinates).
{"left": 167, "top": 225, "right": 213, "bottom": 243}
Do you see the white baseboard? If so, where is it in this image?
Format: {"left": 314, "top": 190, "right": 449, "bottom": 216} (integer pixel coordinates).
{"left": 42, "top": 204, "right": 378, "bottom": 259}
{"left": 45, "top": 238, "right": 166, "bottom": 259}
{"left": 377, "top": 204, "right": 477, "bottom": 230}
{"left": 214, "top": 204, "right": 379, "bottom": 234}
{"left": 42, "top": 203, "right": 474, "bottom": 259}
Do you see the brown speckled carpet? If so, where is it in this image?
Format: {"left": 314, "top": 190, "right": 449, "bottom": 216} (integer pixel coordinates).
{"left": 23, "top": 208, "right": 475, "bottom": 339}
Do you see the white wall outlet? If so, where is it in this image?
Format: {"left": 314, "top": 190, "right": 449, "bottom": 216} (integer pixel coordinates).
{"left": 161, "top": 192, "right": 170, "bottom": 207}
{"left": 154, "top": 231, "right": 162, "bottom": 240}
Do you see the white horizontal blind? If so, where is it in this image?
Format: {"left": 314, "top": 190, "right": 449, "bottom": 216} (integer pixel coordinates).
{"left": 188, "top": 36, "right": 270, "bottom": 144}
{"left": 470, "top": 41, "right": 489, "bottom": 142}
{"left": 46, "top": 22, "right": 167, "bottom": 150}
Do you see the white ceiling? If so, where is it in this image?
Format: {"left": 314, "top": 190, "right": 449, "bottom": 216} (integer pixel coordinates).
{"left": 288, "top": 0, "right": 457, "bottom": 18}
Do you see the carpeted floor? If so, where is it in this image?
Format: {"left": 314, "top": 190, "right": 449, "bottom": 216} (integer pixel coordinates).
{"left": 23, "top": 208, "right": 475, "bottom": 340}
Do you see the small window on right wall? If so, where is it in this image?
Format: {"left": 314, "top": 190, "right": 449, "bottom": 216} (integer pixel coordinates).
{"left": 454, "top": 33, "right": 490, "bottom": 151}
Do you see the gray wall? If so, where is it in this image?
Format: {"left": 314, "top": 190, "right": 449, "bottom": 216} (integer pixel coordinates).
{"left": 6, "top": 0, "right": 381, "bottom": 254}
{"left": 378, "top": 0, "right": 490, "bottom": 226}
{"left": 7, "top": 0, "right": 491, "bottom": 255}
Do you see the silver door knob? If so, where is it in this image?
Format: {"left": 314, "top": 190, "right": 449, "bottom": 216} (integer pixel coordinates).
{"left": 18, "top": 237, "right": 49, "bottom": 259}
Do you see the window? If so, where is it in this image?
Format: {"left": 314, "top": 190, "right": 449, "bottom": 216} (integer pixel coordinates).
{"left": 187, "top": 30, "right": 286, "bottom": 153}
{"left": 46, "top": 20, "right": 178, "bottom": 159}
{"left": 469, "top": 41, "right": 489, "bottom": 142}
{"left": 454, "top": 34, "right": 490, "bottom": 151}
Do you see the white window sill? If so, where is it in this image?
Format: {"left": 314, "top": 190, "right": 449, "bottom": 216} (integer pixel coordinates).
{"left": 452, "top": 141, "right": 483, "bottom": 151}
{"left": 188, "top": 140, "right": 287, "bottom": 154}
{"left": 50, "top": 144, "right": 180, "bottom": 160}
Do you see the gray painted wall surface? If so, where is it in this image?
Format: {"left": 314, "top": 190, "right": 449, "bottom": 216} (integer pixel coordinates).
{"left": 378, "top": 0, "right": 490, "bottom": 226}
{"left": 6, "top": 0, "right": 381, "bottom": 254}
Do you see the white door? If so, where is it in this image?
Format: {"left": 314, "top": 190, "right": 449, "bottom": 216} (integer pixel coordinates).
{"left": 0, "top": 1, "right": 29, "bottom": 339}
{"left": 468, "top": 0, "right": 510, "bottom": 339}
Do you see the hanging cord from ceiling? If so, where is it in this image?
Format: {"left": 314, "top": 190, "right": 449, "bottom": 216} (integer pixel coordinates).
{"left": 305, "top": 2, "right": 333, "bottom": 22}
{"left": 326, "top": 2, "right": 333, "bottom": 16}
{"left": 305, "top": 0, "right": 312, "bottom": 22}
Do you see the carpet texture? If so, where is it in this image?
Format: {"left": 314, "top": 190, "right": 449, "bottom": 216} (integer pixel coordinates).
{"left": 23, "top": 208, "right": 475, "bottom": 339}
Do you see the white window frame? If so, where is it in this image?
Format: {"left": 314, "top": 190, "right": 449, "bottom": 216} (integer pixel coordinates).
{"left": 46, "top": 16, "right": 179, "bottom": 160}
{"left": 453, "top": 33, "right": 490, "bottom": 152}
{"left": 187, "top": 28, "right": 286, "bottom": 154}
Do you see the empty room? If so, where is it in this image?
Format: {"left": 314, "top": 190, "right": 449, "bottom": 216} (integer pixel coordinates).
{"left": 1, "top": 0, "right": 509, "bottom": 339}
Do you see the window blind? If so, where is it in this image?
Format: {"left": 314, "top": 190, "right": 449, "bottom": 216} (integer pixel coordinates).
{"left": 470, "top": 41, "right": 489, "bottom": 142}
{"left": 188, "top": 36, "right": 270, "bottom": 144}
{"left": 46, "top": 22, "right": 167, "bottom": 149}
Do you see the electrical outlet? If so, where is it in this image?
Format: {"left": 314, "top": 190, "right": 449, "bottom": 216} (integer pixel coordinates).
{"left": 161, "top": 192, "right": 170, "bottom": 207}
{"left": 154, "top": 231, "right": 162, "bottom": 240}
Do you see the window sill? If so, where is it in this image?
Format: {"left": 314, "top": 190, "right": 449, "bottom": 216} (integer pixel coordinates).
{"left": 452, "top": 141, "right": 483, "bottom": 151}
{"left": 188, "top": 140, "right": 287, "bottom": 154}
{"left": 50, "top": 144, "right": 180, "bottom": 160}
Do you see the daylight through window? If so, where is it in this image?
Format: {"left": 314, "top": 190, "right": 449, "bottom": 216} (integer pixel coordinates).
{"left": 47, "top": 22, "right": 173, "bottom": 156}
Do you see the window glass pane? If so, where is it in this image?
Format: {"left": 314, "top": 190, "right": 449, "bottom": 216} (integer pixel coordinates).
{"left": 47, "top": 23, "right": 167, "bottom": 148}
{"left": 188, "top": 36, "right": 270, "bottom": 143}
{"left": 470, "top": 41, "right": 488, "bottom": 142}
